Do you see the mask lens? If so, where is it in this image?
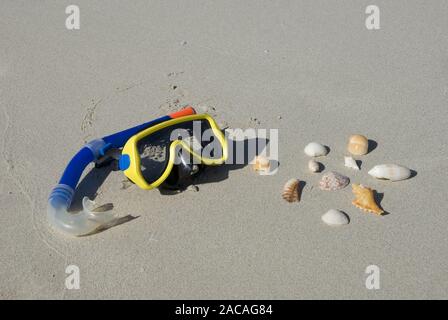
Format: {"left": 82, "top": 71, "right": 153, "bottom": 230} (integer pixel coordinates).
{"left": 136, "top": 119, "right": 223, "bottom": 184}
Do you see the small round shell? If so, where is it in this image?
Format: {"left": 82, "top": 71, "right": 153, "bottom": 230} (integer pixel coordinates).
{"left": 319, "top": 171, "right": 350, "bottom": 191}
{"left": 308, "top": 159, "right": 320, "bottom": 173}
{"left": 282, "top": 179, "right": 300, "bottom": 202}
{"left": 347, "top": 134, "right": 368, "bottom": 156}
{"left": 321, "top": 209, "right": 350, "bottom": 226}
{"left": 304, "top": 142, "right": 328, "bottom": 157}
{"left": 253, "top": 155, "right": 270, "bottom": 173}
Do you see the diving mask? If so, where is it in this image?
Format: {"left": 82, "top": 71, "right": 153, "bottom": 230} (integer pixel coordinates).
{"left": 119, "top": 113, "right": 228, "bottom": 190}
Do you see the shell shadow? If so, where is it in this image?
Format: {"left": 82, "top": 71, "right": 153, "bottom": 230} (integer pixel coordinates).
{"left": 318, "top": 162, "right": 325, "bottom": 172}
{"left": 298, "top": 180, "right": 306, "bottom": 200}
{"left": 269, "top": 159, "right": 280, "bottom": 173}
{"left": 341, "top": 210, "right": 351, "bottom": 224}
{"left": 356, "top": 160, "right": 362, "bottom": 170}
{"left": 81, "top": 215, "right": 140, "bottom": 236}
{"left": 374, "top": 191, "right": 390, "bottom": 216}
{"left": 368, "top": 139, "right": 378, "bottom": 154}
{"left": 410, "top": 170, "right": 418, "bottom": 179}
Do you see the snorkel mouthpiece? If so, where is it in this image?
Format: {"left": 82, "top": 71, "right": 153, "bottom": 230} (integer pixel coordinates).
{"left": 47, "top": 184, "right": 117, "bottom": 236}
{"left": 47, "top": 141, "right": 117, "bottom": 236}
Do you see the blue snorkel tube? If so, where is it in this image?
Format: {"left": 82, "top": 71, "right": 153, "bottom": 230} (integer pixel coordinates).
{"left": 48, "top": 107, "right": 196, "bottom": 236}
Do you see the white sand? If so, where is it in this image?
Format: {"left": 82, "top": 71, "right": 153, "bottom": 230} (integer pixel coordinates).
{"left": 1, "top": 1, "right": 447, "bottom": 299}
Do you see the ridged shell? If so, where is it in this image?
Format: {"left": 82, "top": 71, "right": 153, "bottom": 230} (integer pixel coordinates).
{"left": 368, "top": 164, "right": 411, "bottom": 181}
{"left": 304, "top": 142, "right": 328, "bottom": 157}
{"left": 282, "top": 179, "right": 300, "bottom": 202}
{"left": 351, "top": 184, "right": 384, "bottom": 215}
{"left": 344, "top": 156, "right": 360, "bottom": 170}
{"left": 308, "top": 159, "right": 320, "bottom": 173}
{"left": 253, "top": 155, "right": 270, "bottom": 173}
{"left": 321, "top": 209, "right": 350, "bottom": 226}
{"left": 319, "top": 171, "right": 350, "bottom": 191}
{"left": 347, "top": 134, "right": 368, "bottom": 156}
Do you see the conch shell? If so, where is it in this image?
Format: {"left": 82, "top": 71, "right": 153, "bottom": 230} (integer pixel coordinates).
{"left": 282, "top": 179, "right": 300, "bottom": 202}
{"left": 347, "top": 134, "right": 368, "bottom": 156}
{"left": 252, "top": 155, "right": 270, "bottom": 173}
{"left": 351, "top": 184, "right": 384, "bottom": 215}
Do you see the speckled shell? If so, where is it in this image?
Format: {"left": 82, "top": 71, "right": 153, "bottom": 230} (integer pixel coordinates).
{"left": 347, "top": 134, "right": 368, "bottom": 156}
{"left": 282, "top": 179, "right": 300, "bottom": 202}
{"left": 321, "top": 209, "right": 350, "bottom": 226}
{"left": 319, "top": 171, "right": 350, "bottom": 191}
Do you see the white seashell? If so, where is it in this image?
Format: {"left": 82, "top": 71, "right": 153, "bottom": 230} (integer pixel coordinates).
{"left": 368, "top": 164, "right": 411, "bottom": 181}
{"left": 321, "top": 209, "right": 350, "bottom": 226}
{"left": 304, "top": 142, "right": 328, "bottom": 157}
{"left": 308, "top": 159, "right": 320, "bottom": 173}
{"left": 319, "top": 171, "right": 350, "bottom": 191}
{"left": 344, "top": 156, "right": 360, "bottom": 170}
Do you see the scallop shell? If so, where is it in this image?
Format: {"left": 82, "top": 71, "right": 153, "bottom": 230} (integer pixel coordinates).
{"left": 252, "top": 155, "right": 270, "bottom": 173}
{"left": 351, "top": 184, "right": 384, "bottom": 215}
{"left": 304, "top": 142, "right": 328, "bottom": 157}
{"left": 344, "top": 156, "right": 360, "bottom": 170}
{"left": 368, "top": 164, "right": 411, "bottom": 181}
{"left": 347, "top": 134, "right": 368, "bottom": 156}
{"left": 321, "top": 209, "right": 350, "bottom": 226}
{"left": 282, "top": 179, "right": 300, "bottom": 202}
{"left": 308, "top": 159, "right": 320, "bottom": 173}
{"left": 319, "top": 171, "right": 350, "bottom": 191}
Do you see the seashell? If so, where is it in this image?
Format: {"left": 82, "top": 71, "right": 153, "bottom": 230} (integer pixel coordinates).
{"left": 344, "top": 156, "right": 360, "bottom": 170}
{"left": 351, "top": 184, "right": 384, "bottom": 215}
{"left": 368, "top": 164, "right": 411, "bottom": 181}
{"left": 321, "top": 209, "right": 350, "bottom": 226}
{"left": 282, "top": 179, "right": 300, "bottom": 202}
{"left": 252, "top": 155, "right": 270, "bottom": 173}
{"left": 347, "top": 134, "right": 368, "bottom": 156}
{"left": 319, "top": 171, "right": 350, "bottom": 191}
{"left": 304, "top": 142, "right": 328, "bottom": 157}
{"left": 308, "top": 159, "right": 320, "bottom": 173}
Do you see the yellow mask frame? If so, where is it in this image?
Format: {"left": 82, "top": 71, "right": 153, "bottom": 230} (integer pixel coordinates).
{"left": 120, "top": 114, "right": 228, "bottom": 190}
